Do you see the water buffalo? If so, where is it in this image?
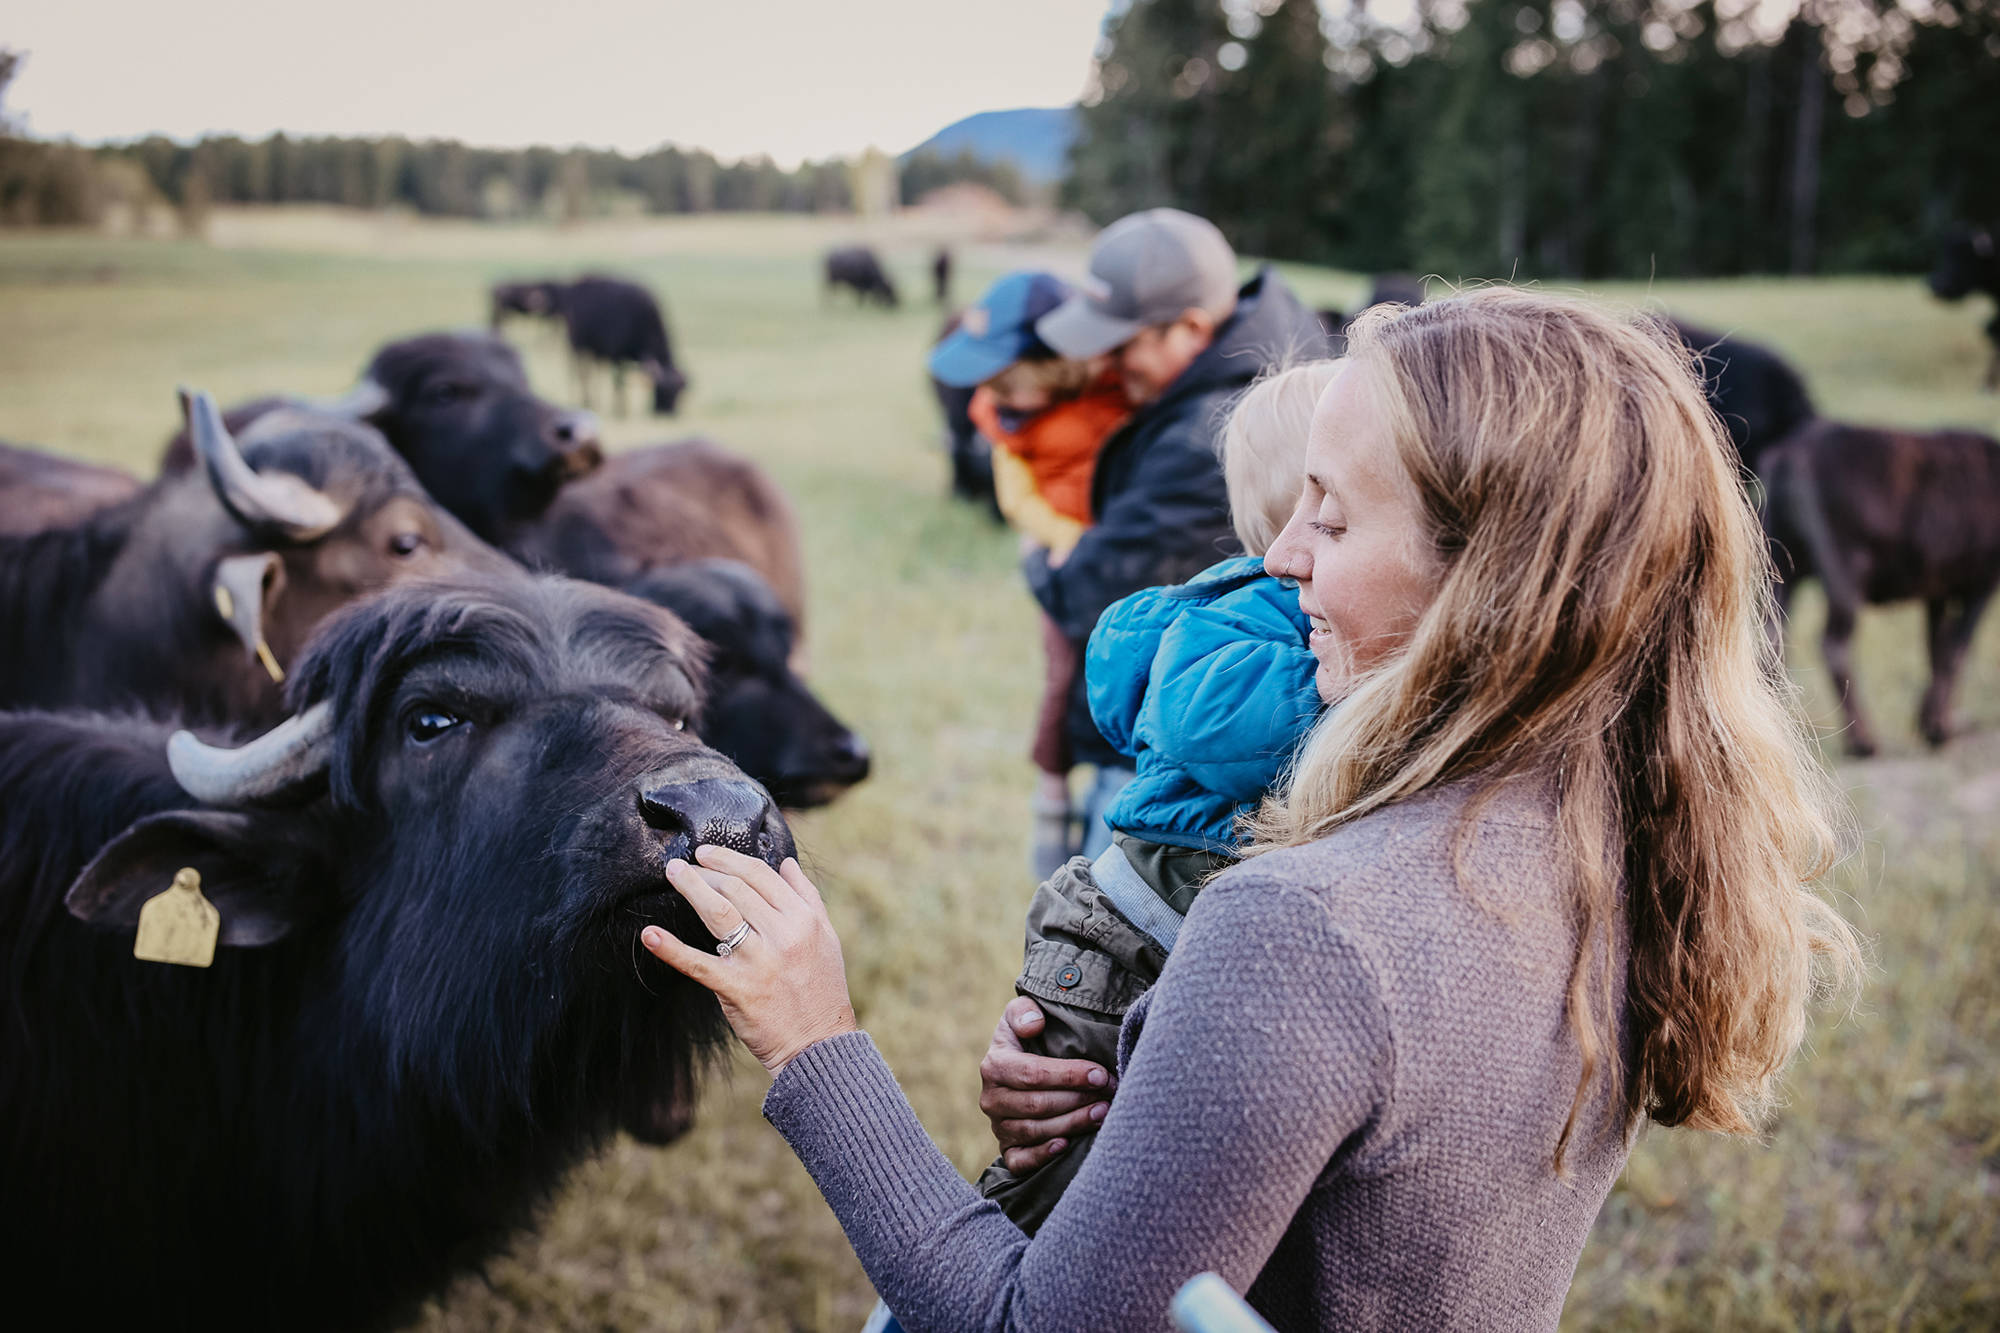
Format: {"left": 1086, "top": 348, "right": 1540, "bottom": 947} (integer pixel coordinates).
{"left": 0, "top": 570, "right": 791, "bottom": 1331}
{"left": 626, "top": 558, "right": 869, "bottom": 807}
{"left": 561, "top": 275, "right": 688, "bottom": 416}
{"left": 6, "top": 391, "right": 506, "bottom": 728}
{"left": 505, "top": 438, "right": 807, "bottom": 632}
{"left": 1317, "top": 275, "right": 1426, "bottom": 352}
{"left": 490, "top": 277, "right": 570, "bottom": 329}
{"left": 1928, "top": 225, "right": 1999, "bottom": 390}
{"left": 1670, "top": 319, "right": 1817, "bottom": 473}
{"left": 164, "top": 332, "right": 602, "bottom": 547}
{"left": 825, "top": 245, "right": 899, "bottom": 308}
{"left": 1761, "top": 420, "right": 2000, "bottom": 755}
{"left": 0, "top": 441, "right": 140, "bottom": 536}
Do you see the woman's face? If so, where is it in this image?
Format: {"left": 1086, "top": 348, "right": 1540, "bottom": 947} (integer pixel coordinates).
{"left": 1264, "top": 361, "right": 1440, "bottom": 702}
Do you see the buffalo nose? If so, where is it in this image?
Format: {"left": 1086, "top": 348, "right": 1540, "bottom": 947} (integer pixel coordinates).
{"left": 639, "top": 777, "right": 789, "bottom": 865}
{"left": 828, "top": 731, "right": 871, "bottom": 780}
{"left": 549, "top": 411, "right": 603, "bottom": 477}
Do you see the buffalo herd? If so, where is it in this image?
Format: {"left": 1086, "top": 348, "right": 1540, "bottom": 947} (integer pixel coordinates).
{"left": 0, "top": 279, "right": 878, "bottom": 1322}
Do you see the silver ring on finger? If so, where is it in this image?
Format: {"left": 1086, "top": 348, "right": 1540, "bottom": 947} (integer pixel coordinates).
{"left": 714, "top": 921, "right": 753, "bottom": 957}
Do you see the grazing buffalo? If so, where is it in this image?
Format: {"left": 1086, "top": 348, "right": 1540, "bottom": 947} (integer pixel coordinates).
{"left": 0, "top": 441, "right": 140, "bottom": 536}
{"left": 6, "top": 392, "right": 505, "bottom": 728}
{"left": 505, "top": 438, "right": 807, "bottom": 632}
{"left": 490, "top": 277, "right": 570, "bottom": 329}
{"left": 1670, "top": 319, "right": 1817, "bottom": 473}
{"left": 1928, "top": 225, "right": 1999, "bottom": 390}
{"left": 1761, "top": 420, "right": 2000, "bottom": 755}
{"left": 0, "top": 571, "right": 791, "bottom": 1331}
{"left": 164, "top": 332, "right": 602, "bottom": 547}
{"left": 932, "top": 246, "right": 953, "bottom": 307}
{"left": 825, "top": 245, "right": 899, "bottom": 308}
{"left": 626, "top": 559, "right": 869, "bottom": 807}
{"left": 561, "top": 275, "right": 688, "bottom": 416}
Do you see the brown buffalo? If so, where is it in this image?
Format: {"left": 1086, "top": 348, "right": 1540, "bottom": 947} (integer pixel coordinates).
{"left": 1761, "top": 419, "right": 2000, "bottom": 755}
{"left": 2, "top": 391, "right": 508, "bottom": 728}
{"left": 504, "top": 439, "right": 806, "bottom": 632}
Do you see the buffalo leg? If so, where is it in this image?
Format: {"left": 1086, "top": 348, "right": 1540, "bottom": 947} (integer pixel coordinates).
{"left": 573, "top": 352, "right": 592, "bottom": 411}
{"left": 612, "top": 363, "right": 627, "bottom": 418}
{"left": 1920, "top": 586, "right": 1995, "bottom": 746}
{"left": 1822, "top": 597, "right": 1878, "bottom": 757}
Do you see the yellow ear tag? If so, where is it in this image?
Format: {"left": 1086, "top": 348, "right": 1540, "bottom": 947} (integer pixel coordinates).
{"left": 133, "top": 867, "right": 220, "bottom": 968}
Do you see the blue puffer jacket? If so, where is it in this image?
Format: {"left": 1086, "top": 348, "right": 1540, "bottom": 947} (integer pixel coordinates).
{"left": 1086, "top": 555, "right": 1323, "bottom": 853}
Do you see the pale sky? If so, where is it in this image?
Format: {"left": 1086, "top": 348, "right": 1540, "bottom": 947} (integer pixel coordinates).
{"left": 6, "top": 1, "right": 1112, "bottom": 165}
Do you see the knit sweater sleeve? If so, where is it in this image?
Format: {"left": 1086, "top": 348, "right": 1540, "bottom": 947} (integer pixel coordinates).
{"left": 763, "top": 874, "right": 1393, "bottom": 1332}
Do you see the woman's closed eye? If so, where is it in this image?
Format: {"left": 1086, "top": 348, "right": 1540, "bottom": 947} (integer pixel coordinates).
{"left": 1310, "top": 520, "right": 1347, "bottom": 538}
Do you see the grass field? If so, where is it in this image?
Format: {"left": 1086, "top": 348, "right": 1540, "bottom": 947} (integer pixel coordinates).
{"left": 2, "top": 209, "right": 1997, "bottom": 1331}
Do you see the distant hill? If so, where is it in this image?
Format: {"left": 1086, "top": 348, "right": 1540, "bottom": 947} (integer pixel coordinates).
{"left": 901, "top": 107, "right": 1077, "bottom": 186}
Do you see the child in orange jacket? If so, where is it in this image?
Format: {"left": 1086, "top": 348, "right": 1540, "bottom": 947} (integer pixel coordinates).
{"left": 931, "top": 273, "right": 1130, "bottom": 877}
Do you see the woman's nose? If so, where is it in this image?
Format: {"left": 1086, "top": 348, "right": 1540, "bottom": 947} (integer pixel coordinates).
{"left": 1264, "top": 515, "right": 1309, "bottom": 580}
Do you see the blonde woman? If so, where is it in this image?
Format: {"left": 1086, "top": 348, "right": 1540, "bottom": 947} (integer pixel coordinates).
{"left": 638, "top": 289, "right": 1861, "bottom": 1331}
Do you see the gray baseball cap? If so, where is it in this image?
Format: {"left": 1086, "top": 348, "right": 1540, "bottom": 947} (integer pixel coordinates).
{"left": 1036, "top": 208, "right": 1240, "bottom": 358}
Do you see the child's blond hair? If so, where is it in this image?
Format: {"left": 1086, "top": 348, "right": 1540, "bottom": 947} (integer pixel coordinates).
{"left": 1219, "top": 360, "right": 1345, "bottom": 557}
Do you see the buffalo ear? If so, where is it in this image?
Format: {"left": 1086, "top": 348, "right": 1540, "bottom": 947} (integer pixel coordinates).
{"left": 64, "top": 808, "right": 323, "bottom": 948}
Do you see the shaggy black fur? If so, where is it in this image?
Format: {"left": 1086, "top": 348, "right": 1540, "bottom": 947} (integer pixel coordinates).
{"left": 0, "top": 571, "right": 788, "bottom": 1331}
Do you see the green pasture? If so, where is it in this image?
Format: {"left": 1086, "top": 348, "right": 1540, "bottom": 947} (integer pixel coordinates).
{"left": 1, "top": 211, "right": 1996, "bottom": 1330}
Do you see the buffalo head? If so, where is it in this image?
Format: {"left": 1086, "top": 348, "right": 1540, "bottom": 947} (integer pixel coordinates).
{"left": 344, "top": 332, "right": 602, "bottom": 544}
{"left": 626, "top": 559, "right": 869, "bottom": 808}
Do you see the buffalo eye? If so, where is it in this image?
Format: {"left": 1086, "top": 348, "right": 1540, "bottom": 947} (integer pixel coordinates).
{"left": 406, "top": 709, "right": 464, "bottom": 744}
{"left": 426, "top": 379, "right": 480, "bottom": 405}
{"left": 388, "top": 530, "right": 427, "bottom": 558}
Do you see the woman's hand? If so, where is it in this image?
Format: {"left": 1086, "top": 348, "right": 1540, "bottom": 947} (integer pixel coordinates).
{"left": 979, "top": 997, "right": 1116, "bottom": 1173}
{"left": 640, "top": 845, "right": 858, "bottom": 1077}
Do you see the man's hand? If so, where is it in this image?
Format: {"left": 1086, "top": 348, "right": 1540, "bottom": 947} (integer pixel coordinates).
{"left": 978, "top": 997, "right": 1115, "bottom": 1173}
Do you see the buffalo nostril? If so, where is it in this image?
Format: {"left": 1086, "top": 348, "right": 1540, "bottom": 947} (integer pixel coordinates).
{"left": 639, "top": 777, "right": 788, "bottom": 865}
{"left": 830, "top": 732, "right": 871, "bottom": 776}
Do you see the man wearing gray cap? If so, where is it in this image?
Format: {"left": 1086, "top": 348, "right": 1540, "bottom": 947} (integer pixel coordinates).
{"left": 1026, "top": 208, "right": 1327, "bottom": 856}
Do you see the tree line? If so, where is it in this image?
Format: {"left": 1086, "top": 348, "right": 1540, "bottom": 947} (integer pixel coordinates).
{"left": 1066, "top": 0, "right": 2000, "bottom": 278}
{"left": 0, "top": 50, "right": 1026, "bottom": 230}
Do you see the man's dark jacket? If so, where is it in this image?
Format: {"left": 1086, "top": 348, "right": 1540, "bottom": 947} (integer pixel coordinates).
{"left": 1024, "top": 266, "right": 1328, "bottom": 767}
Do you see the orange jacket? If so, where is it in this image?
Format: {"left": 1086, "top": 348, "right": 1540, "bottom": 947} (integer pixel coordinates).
{"left": 969, "top": 377, "right": 1128, "bottom": 543}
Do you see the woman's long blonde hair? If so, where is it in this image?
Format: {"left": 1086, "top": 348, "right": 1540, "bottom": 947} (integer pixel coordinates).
{"left": 1245, "top": 287, "right": 1860, "bottom": 1160}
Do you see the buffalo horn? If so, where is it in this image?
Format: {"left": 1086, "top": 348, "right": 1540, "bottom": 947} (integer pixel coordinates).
{"left": 179, "top": 387, "right": 346, "bottom": 543}
{"left": 167, "top": 702, "right": 334, "bottom": 805}
{"left": 315, "top": 377, "right": 391, "bottom": 420}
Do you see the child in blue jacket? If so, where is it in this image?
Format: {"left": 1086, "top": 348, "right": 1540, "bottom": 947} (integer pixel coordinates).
{"left": 977, "top": 360, "right": 1344, "bottom": 1233}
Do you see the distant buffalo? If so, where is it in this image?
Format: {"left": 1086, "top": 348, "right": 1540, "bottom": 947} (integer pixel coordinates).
{"left": 1762, "top": 420, "right": 2000, "bottom": 755}
{"left": 0, "top": 442, "right": 140, "bottom": 536}
{"left": 825, "top": 245, "right": 898, "bottom": 308}
{"left": 627, "top": 558, "right": 869, "bottom": 808}
{"left": 1928, "top": 225, "right": 1999, "bottom": 390}
{"left": 506, "top": 438, "right": 807, "bottom": 633}
{"left": 165, "top": 332, "right": 602, "bottom": 547}
{"left": 1669, "top": 319, "right": 1817, "bottom": 474}
{"left": 490, "top": 277, "right": 569, "bottom": 329}
{"left": 6, "top": 391, "right": 506, "bottom": 728}
{"left": 561, "top": 275, "right": 688, "bottom": 416}
{"left": 0, "top": 569, "right": 790, "bottom": 1330}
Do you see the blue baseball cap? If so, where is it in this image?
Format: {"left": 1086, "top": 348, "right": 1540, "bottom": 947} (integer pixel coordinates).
{"left": 927, "top": 271, "right": 1074, "bottom": 388}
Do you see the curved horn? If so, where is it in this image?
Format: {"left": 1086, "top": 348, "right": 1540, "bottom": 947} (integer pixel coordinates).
{"left": 168, "top": 702, "right": 334, "bottom": 806}
{"left": 179, "top": 387, "right": 346, "bottom": 543}
{"left": 314, "top": 377, "right": 391, "bottom": 420}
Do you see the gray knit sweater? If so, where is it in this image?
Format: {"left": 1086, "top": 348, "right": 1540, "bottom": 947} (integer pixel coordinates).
{"left": 764, "top": 774, "right": 1633, "bottom": 1331}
